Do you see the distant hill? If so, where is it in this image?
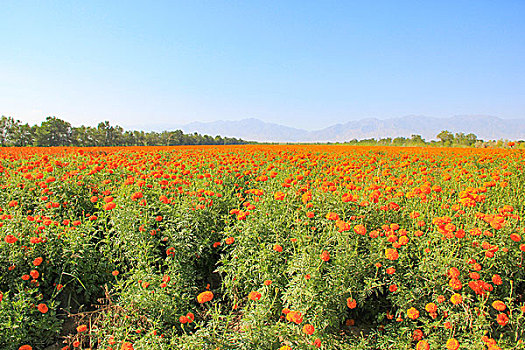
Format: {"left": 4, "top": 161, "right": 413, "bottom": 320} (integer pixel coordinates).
{"left": 129, "top": 115, "right": 525, "bottom": 143}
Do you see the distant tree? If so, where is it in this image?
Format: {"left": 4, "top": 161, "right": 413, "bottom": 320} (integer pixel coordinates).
{"left": 12, "top": 123, "right": 35, "bottom": 146}
{"left": 410, "top": 134, "right": 425, "bottom": 144}
{"left": 145, "top": 132, "right": 161, "bottom": 146}
{"left": 73, "top": 125, "right": 96, "bottom": 146}
{"left": 0, "top": 116, "right": 24, "bottom": 146}
{"left": 34, "top": 116, "right": 73, "bottom": 146}
{"left": 171, "top": 130, "right": 184, "bottom": 145}
{"left": 437, "top": 130, "right": 454, "bottom": 145}
{"left": 121, "top": 131, "right": 136, "bottom": 146}
{"left": 133, "top": 130, "right": 147, "bottom": 146}
{"left": 392, "top": 137, "right": 407, "bottom": 145}
{"left": 96, "top": 121, "right": 124, "bottom": 146}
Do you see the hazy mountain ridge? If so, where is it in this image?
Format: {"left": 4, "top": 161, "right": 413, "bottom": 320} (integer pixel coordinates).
{"left": 130, "top": 116, "right": 525, "bottom": 142}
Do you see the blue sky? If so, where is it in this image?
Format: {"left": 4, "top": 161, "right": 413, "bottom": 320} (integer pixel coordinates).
{"left": 1, "top": 1, "right": 524, "bottom": 130}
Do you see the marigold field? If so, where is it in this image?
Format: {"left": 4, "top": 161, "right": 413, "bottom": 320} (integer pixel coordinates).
{"left": 1, "top": 145, "right": 524, "bottom": 350}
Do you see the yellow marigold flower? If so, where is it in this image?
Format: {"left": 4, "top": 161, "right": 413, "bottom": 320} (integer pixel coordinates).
{"left": 407, "top": 307, "right": 420, "bottom": 320}
{"left": 425, "top": 302, "right": 437, "bottom": 313}
{"left": 450, "top": 293, "right": 463, "bottom": 305}
{"left": 446, "top": 338, "right": 460, "bottom": 350}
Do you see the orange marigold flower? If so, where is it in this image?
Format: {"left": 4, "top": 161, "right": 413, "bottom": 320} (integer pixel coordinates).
{"left": 121, "top": 342, "right": 134, "bottom": 350}
{"left": 197, "top": 291, "right": 214, "bottom": 303}
{"left": 264, "top": 280, "right": 272, "bottom": 286}
{"left": 320, "top": 250, "right": 330, "bottom": 262}
{"left": 248, "top": 291, "right": 262, "bottom": 301}
{"left": 346, "top": 298, "right": 356, "bottom": 309}
{"left": 302, "top": 324, "right": 315, "bottom": 335}
{"left": 416, "top": 340, "right": 430, "bottom": 350}
{"left": 448, "top": 267, "right": 460, "bottom": 278}
{"left": 19, "top": 346, "right": 32, "bottom": 350}
{"left": 104, "top": 202, "right": 116, "bottom": 211}
{"left": 407, "top": 307, "right": 420, "bottom": 320}
{"left": 492, "top": 300, "right": 506, "bottom": 312}
{"left": 492, "top": 274, "right": 502, "bottom": 285}
{"left": 30, "top": 270, "right": 39, "bottom": 279}
{"left": 33, "top": 257, "right": 43, "bottom": 266}
{"left": 273, "top": 244, "right": 283, "bottom": 252}
{"left": 497, "top": 313, "right": 509, "bottom": 326}
{"left": 412, "top": 329, "right": 424, "bottom": 341}
{"left": 131, "top": 192, "right": 143, "bottom": 200}
{"left": 354, "top": 224, "right": 366, "bottom": 235}
{"left": 385, "top": 248, "right": 399, "bottom": 261}
{"left": 225, "top": 237, "right": 235, "bottom": 245}
{"left": 76, "top": 324, "right": 88, "bottom": 332}
{"left": 274, "top": 191, "right": 285, "bottom": 200}
{"left": 325, "top": 212, "right": 339, "bottom": 221}
{"left": 286, "top": 310, "right": 303, "bottom": 324}
{"left": 4, "top": 234, "right": 18, "bottom": 244}
{"left": 449, "top": 278, "right": 462, "bottom": 290}
{"left": 37, "top": 303, "right": 48, "bottom": 313}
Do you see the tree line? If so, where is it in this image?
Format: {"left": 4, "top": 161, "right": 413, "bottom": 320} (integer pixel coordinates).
{"left": 0, "top": 116, "right": 249, "bottom": 147}
{"left": 342, "top": 131, "right": 477, "bottom": 146}
{"left": 341, "top": 131, "right": 523, "bottom": 148}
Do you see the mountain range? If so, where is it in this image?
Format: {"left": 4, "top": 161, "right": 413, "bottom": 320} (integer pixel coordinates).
{"left": 128, "top": 115, "right": 525, "bottom": 143}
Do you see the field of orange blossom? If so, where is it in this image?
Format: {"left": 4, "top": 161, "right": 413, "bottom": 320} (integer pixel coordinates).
{"left": 1, "top": 145, "right": 524, "bottom": 350}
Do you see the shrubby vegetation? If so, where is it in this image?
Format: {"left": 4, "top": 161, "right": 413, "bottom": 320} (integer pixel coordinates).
{"left": 1, "top": 145, "right": 524, "bottom": 350}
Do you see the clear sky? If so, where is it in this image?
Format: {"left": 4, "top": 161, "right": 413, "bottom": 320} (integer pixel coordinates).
{"left": 1, "top": 1, "right": 524, "bottom": 130}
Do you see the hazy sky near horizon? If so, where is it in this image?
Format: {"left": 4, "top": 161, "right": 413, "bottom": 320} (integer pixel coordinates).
{"left": 1, "top": 1, "right": 524, "bottom": 130}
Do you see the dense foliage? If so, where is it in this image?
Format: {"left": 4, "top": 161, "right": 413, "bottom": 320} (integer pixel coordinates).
{"left": 0, "top": 116, "right": 248, "bottom": 147}
{"left": 0, "top": 145, "right": 524, "bottom": 350}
